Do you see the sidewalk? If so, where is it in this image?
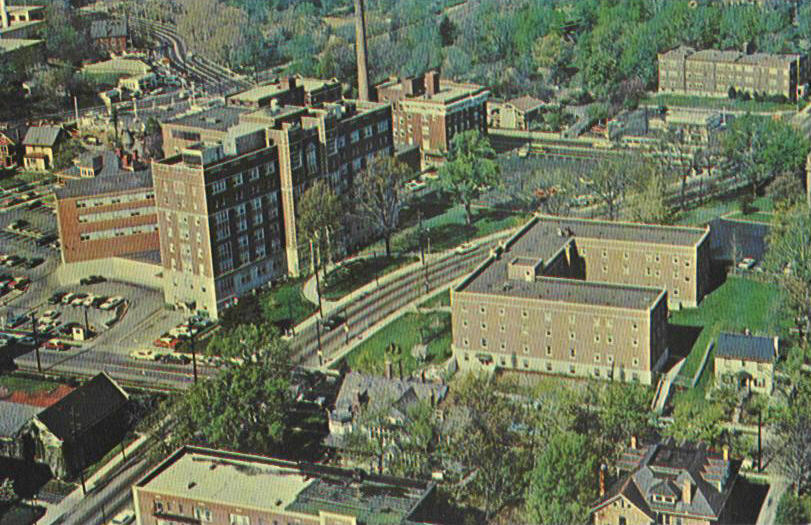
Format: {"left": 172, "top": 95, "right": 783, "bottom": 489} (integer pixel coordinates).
{"left": 653, "top": 358, "right": 685, "bottom": 413}
{"left": 38, "top": 433, "right": 150, "bottom": 525}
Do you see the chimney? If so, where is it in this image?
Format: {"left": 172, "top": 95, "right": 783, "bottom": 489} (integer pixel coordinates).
{"left": 599, "top": 464, "right": 607, "bottom": 497}
{"left": 774, "top": 336, "right": 780, "bottom": 358}
{"left": 682, "top": 479, "right": 692, "bottom": 504}
{"left": 425, "top": 70, "right": 440, "bottom": 96}
{"left": 723, "top": 444, "right": 729, "bottom": 462}
{"left": 284, "top": 76, "right": 297, "bottom": 90}
{"left": 384, "top": 358, "right": 392, "bottom": 380}
{"left": 0, "top": 0, "right": 8, "bottom": 29}
{"left": 630, "top": 435, "right": 638, "bottom": 450}
{"left": 353, "top": 0, "right": 370, "bottom": 101}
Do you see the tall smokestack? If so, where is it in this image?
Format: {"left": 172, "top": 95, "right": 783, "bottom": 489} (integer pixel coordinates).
{"left": 0, "top": 0, "right": 9, "bottom": 30}
{"left": 354, "top": 0, "right": 370, "bottom": 101}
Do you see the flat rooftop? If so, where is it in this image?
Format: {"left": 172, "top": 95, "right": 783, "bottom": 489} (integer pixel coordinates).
{"left": 55, "top": 170, "right": 152, "bottom": 200}
{"left": 136, "top": 447, "right": 433, "bottom": 523}
{"left": 379, "top": 78, "right": 488, "bottom": 105}
{"left": 166, "top": 106, "right": 248, "bottom": 132}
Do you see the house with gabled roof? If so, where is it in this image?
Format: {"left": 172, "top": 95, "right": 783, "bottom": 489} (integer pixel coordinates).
{"left": 22, "top": 125, "right": 64, "bottom": 171}
{"left": 714, "top": 332, "right": 778, "bottom": 395}
{"left": 26, "top": 372, "right": 129, "bottom": 479}
{"left": 591, "top": 437, "right": 740, "bottom": 525}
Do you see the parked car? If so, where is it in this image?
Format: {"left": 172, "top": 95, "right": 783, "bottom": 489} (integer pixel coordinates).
{"left": 322, "top": 315, "right": 346, "bottom": 331}
{"left": 154, "top": 336, "right": 181, "bottom": 349}
{"left": 70, "top": 293, "right": 89, "bottom": 307}
{"left": 737, "top": 257, "right": 757, "bottom": 270}
{"left": 130, "top": 349, "right": 160, "bottom": 361}
{"left": 43, "top": 339, "right": 68, "bottom": 351}
{"left": 82, "top": 294, "right": 97, "bottom": 307}
{"left": 18, "top": 336, "right": 36, "bottom": 347}
{"left": 48, "top": 292, "right": 67, "bottom": 304}
{"left": 109, "top": 510, "right": 135, "bottom": 525}
{"left": 159, "top": 353, "right": 191, "bottom": 365}
{"left": 7, "top": 314, "right": 26, "bottom": 328}
{"left": 455, "top": 242, "right": 477, "bottom": 255}
{"left": 100, "top": 296, "right": 124, "bottom": 310}
{"left": 41, "top": 309, "right": 60, "bottom": 320}
{"left": 80, "top": 275, "right": 106, "bottom": 285}
{"left": 25, "top": 257, "right": 44, "bottom": 268}
{"left": 91, "top": 296, "right": 109, "bottom": 308}
{"left": 61, "top": 293, "right": 77, "bottom": 305}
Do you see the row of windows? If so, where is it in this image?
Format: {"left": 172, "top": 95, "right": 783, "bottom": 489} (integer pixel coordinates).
{"left": 77, "top": 206, "right": 156, "bottom": 224}
{"left": 79, "top": 223, "right": 158, "bottom": 241}
{"left": 76, "top": 191, "right": 154, "bottom": 208}
{"left": 461, "top": 306, "right": 638, "bottom": 330}
{"left": 462, "top": 352, "right": 644, "bottom": 380}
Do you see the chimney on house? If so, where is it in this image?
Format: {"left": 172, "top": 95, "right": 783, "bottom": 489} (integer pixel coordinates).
{"left": 0, "top": 0, "right": 8, "bottom": 29}
{"left": 425, "top": 70, "right": 441, "bottom": 96}
{"left": 723, "top": 444, "right": 730, "bottom": 462}
{"left": 682, "top": 478, "right": 692, "bottom": 504}
{"left": 384, "top": 358, "right": 392, "bottom": 380}
{"left": 353, "top": 0, "right": 370, "bottom": 101}
{"left": 599, "top": 464, "right": 607, "bottom": 497}
{"left": 630, "top": 435, "right": 638, "bottom": 450}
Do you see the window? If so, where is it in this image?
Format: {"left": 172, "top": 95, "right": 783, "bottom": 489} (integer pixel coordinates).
{"left": 193, "top": 508, "right": 213, "bottom": 522}
{"left": 211, "top": 179, "right": 227, "bottom": 194}
{"left": 291, "top": 150, "right": 303, "bottom": 169}
{"left": 481, "top": 338, "right": 487, "bottom": 347}
{"left": 523, "top": 345, "right": 529, "bottom": 354}
{"left": 480, "top": 322, "right": 487, "bottom": 330}
{"left": 570, "top": 348, "right": 576, "bottom": 358}
{"left": 364, "top": 125, "right": 374, "bottom": 138}
{"left": 350, "top": 130, "right": 360, "bottom": 143}
{"left": 306, "top": 144, "right": 318, "bottom": 172}
{"left": 480, "top": 306, "right": 486, "bottom": 314}
{"left": 545, "top": 345, "right": 552, "bottom": 356}
{"left": 230, "top": 514, "right": 250, "bottom": 525}
{"left": 377, "top": 120, "right": 389, "bottom": 133}
{"left": 233, "top": 173, "right": 244, "bottom": 186}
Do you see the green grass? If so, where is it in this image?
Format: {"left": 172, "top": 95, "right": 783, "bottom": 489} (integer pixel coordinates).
{"left": 322, "top": 256, "right": 417, "bottom": 301}
{"left": 676, "top": 195, "right": 774, "bottom": 226}
{"left": 725, "top": 211, "right": 774, "bottom": 224}
{"left": 81, "top": 432, "right": 138, "bottom": 480}
{"left": 260, "top": 279, "right": 317, "bottom": 325}
{"left": 644, "top": 93, "right": 797, "bottom": 113}
{"left": 0, "top": 374, "right": 63, "bottom": 394}
{"left": 338, "top": 311, "right": 452, "bottom": 376}
{"left": 419, "top": 289, "right": 451, "bottom": 309}
{"left": 672, "top": 276, "right": 788, "bottom": 383}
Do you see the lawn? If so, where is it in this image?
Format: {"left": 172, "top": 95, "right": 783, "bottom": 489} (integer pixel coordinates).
{"left": 260, "top": 279, "right": 317, "bottom": 325}
{"left": 671, "top": 276, "right": 788, "bottom": 384}
{"left": 0, "top": 374, "right": 62, "bottom": 395}
{"left": 725, "top": 211, "right": 774, "bottom": 224}
{"left": 338, "top": 311, "right": 452, "bottom": 376}
{"left": 419, "top": 289, "right": 451, "bottom": 309}
{"left": 644, "top": 93, "right": 797, "bottom": 113}
{"left": 81, "top": 432, "right": 138, "bottom": 481}
{"left": 321, "top": 255, "right": 417, "bottom": 301}
{"left": 676, "top": 195, "right": 773, "bottom": 227}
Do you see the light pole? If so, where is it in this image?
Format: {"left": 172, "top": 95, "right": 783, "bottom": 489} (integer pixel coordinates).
{"left": 189, "top": 330, "right": 198, "bottom": 383}
{"left": 31, "top": 313, "right": 41, "bottom": 373}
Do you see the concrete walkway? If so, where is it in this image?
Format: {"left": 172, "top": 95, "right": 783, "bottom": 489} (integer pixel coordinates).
{"left": 38, "top": 433, "right": 150, "bottom": 525}
{"left": 653, "top": 358, "right": 685, "bottom": 414}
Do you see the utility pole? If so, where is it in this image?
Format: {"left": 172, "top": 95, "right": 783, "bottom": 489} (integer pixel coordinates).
{"left": 71, "top": 406, "right": 87, "bottom": 496}
{"left": 757, "top": 408, "right": 763, "bottom": 472}
{"left": 316, "top": 320, "right": 323, "bottom": 366}
{"left": 31, "top": 313, "right": 41, "bottom": 373}
{"left": 83, "top": 305, "right": 89, "bottom": 333}
{"left": 312, "top": 238, "right": 324, "bottom": 319}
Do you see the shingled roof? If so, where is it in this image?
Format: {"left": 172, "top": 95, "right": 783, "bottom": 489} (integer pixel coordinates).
{"left": 23, "top": 126, "right": 62, "bottom": 147}
{"left": 715, "top": 333, "right": 777, "bottom": 363}
{"left": 0, "top": 400, "right": 39, "bottom": 438}
{"left": 592, "top": 438, "right": 740, "bottom": 522}
{"left": 34, "top": 372, "right": 128, "bottom": 442}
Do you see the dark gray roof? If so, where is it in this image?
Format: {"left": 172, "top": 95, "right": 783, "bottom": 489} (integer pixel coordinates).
{"left": 592, "top": 438, "right": 739, "bottom": 521}
{"left": 531, "top": 215, "right": 708, "bottom": 248}
{"left": 55, "top": 168, "right": 152, "bottom": 200}
{"left": 0, "top": 400, "right": 39, "bottom": 437}
{"left": 167, "top": 106, "right": 248, "bottom": 132}
{"left": 708, "top": 217, "right": 769, "bottom": 262}
{"left": 716, "top": 333, "right": 776, "bottom": 363}
{"left": 90, "top": 19, "right": 128, "bottom": 40}
{"left": 35, "top": 372, "right": 128, "bottom": 441}
{"left": 23, "top": 126, "right": 62, "bottom": 147}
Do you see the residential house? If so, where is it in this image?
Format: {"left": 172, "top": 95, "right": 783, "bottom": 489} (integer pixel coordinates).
{"left": 26, "top": 372, "right": 129, "bottom": 479}
{"left": 89, "top": 18, "right": 128, "bottom": 55}
{"left": 591, "top": 437, "right": 740, "bottom": 525}
{"left": 0, "top": 126, "right": 26, "bottom": 169}
{"left": 22, "top": 125, "right": 64, "bottom": 171}
{"left": 0, "top": 400, "right": 38, "bottom": 461}
{"left": 714, "top": 332, "right": 778, "bottom": 395}
{"left": 488, "top": 95, "right": 547, "bottom": 130}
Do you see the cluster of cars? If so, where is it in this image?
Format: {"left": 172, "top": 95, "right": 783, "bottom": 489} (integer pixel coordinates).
{"left": 0, "top": 274, "right": 30, "bottom": 298}
{"left": 0, "top": 333, "right": 37, "bottom": 349}
{"left": 152, "top": 315, "right": 215, "bottom": 350}
{"left": 0, "top": 253, "right": 43, "bottom": 269}
{"left": 48, "top": 290, "right": 125, "bottom": 311}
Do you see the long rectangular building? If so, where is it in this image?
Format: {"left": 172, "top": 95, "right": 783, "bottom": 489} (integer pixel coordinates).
{"left": 133, "top": 446, "right": 438, "bottom": 525}
{"left": 658, "top": 46, "right": 808, "bottom": 100}
{"left": 451, "top": 215, "right": 710, "bottom": 384}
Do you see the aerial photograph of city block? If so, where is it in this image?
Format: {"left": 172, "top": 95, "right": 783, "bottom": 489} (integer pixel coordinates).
{"left": 2, "top": 0, "right": 811, "bottom": 523}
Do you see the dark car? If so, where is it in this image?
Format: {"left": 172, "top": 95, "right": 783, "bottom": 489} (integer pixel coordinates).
{"left": 91, "top": 296, "right": 108, "bottom": 308}
{"left": 159, "top": 353, "right": 191, "bottom": 365}
{"left": 80, "top": 275, "right": 106, "bottom": 285}
{"left": 48, "top": 291, "right": 67, "bottom": 304}
{"left": 7, "top": 314, "right": 26, "bottom": 328}
{"left": 25, "top": 257, "right": 44, "bottom": 269}
{"left": 322, "top": 315, "right": 346, "bottom": 331}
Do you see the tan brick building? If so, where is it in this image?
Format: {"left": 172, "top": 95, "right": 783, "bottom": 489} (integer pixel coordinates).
{"left": 591, "top": 437, "right": 740, "bottom": 525}
{"left": 375, "top": 70, "right": 489, "bottom": 166}
{"left": 156, "top": 96, "right": 393, "bottom": 316}
{"left": 451, "top": 215, "right": 710, "bottom": 384}
{"left": 658, "top": 46, "right": 808, "bottom": 100}
{"left": 133, "top": 446, "right": 438, "bottom": 525}
{"left": 226, "top": 75, "right": 342, "bottom": 109}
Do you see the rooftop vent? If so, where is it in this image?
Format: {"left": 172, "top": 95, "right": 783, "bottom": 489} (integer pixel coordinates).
{"left": 187, "top": 481, "right": 197, "bottom": 489}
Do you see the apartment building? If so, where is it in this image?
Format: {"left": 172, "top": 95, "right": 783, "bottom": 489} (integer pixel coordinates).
{"left": 658, "top": 46, "right": 808, "bottom": 100}
{"left": 591, "top": 437, "right": 740, "bottom": 525}
{"left": 133, "top": 446, "right": 439, "bottom": 525}
{"left": 155, "top": 96, "right": 392, "bottom": 316}
{"left": 451, "top": 215, "right": 710, "bottom": 384}
{"left": 375, "top": 69, "right": 489, "bottom": 166}
{"left": 226, "top": 75, "right": 342, "bottom": 109}
{"left": 55, "top": 154, "right": 158, "bottom": 264}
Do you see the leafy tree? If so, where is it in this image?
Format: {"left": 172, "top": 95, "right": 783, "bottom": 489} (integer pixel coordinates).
{"left": 0, "top": 478, "right": 16, "bottom": 505}
{"left": 722, "top": 114, "right": 810, "bottom": 197}
{"left": 775, "top": 492, "right": 809, "bottom": 525}
{"left": 588, "top": 153, "right": 644, "bottom": 220}
{"left": 774, "top": 381, "right": 811, "bottom": 495}
{"left": 665, "top": 396, "right": 725, "bottom": 448}
{"left": 447, "top": 374, "right": 531, "bottom": 522}
{"left": 764, "top": 204, "right": 811, "bottom": 338}
{"left": 438, "top": 15, "right": 456, "bottom": 47}
{"left": 594, "top": 383, "right": 657, "bottom": 457}
{"left": 297, "top": 179, "right": 343, "bottom": 272}
{"left": 40, "top": 2, "right": 92, "bottom": 64}
{"left": 525, "top": 431, "right": 598, "bottom": 525}
{"left": 353, "top": 157, "right": 411, "bottom": 257}
{"left": 435, "top": 130, "right": 500, "bottom": 225}
{"left": 174, "top": 325, "right": 290, "bottom": 454}
{"left": 518, "top": 167, "right": 575, "bottom": 215}
{"left": 628, "top": 162, "right": 672, "bottom": 224}
{"left": 205, "top": 323, "right": 283, "bottom": 363}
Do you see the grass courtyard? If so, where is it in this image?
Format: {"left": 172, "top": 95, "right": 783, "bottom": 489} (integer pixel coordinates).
{"left": 675, "top": 195, "right": 774, "bottom": 227}
{"left": 0, "top": 374, "right": 63, "bottom": 395}
{"left": 337, "top": 311, "right": 452, "bottom": 377}
{"left": 261, "top": 279, "right": 317, "bottom": 326}
{"left": 643, "top": 93, "right": 797, "bottom": 113}
{"left": 670, "top": 276, "right": 788, "bottom": 385}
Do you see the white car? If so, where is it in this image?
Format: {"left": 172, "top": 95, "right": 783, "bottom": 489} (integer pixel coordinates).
{"left": 455, "top": 242, "right": 477, "bottom": 255}
{"left": 61, "top": 293, "right": 77, "bottom": 305}
{"left": 41, "top": 309, "right": 60, "bottom": 320}
{"left": 737, "top": 257, "right": 756, "bottom": 270}
{"left": 82, "top": 294, "right": 97, "bottom": 307}
{"left": 100, "top": 296, "right": 125, "bottom": 310}
{"left": 109, "top": 510, "right": 135, "bottom": 525}
{"left": 130, "top": 349, "right": 160, "bottom": 361}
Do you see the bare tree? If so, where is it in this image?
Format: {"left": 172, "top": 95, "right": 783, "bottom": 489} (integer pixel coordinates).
{"left": 354, "top": 157, "right": 411, "bottom": 257}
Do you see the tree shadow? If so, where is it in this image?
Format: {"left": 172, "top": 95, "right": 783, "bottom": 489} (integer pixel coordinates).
{"left": 725, "top": 477, "right": 769, "bottom": 525}
{"left": 0, "top": 457, "right": 51, "bottom": 499}
{"left": 667, "top": 324, "right": 703, "bottom": 362}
